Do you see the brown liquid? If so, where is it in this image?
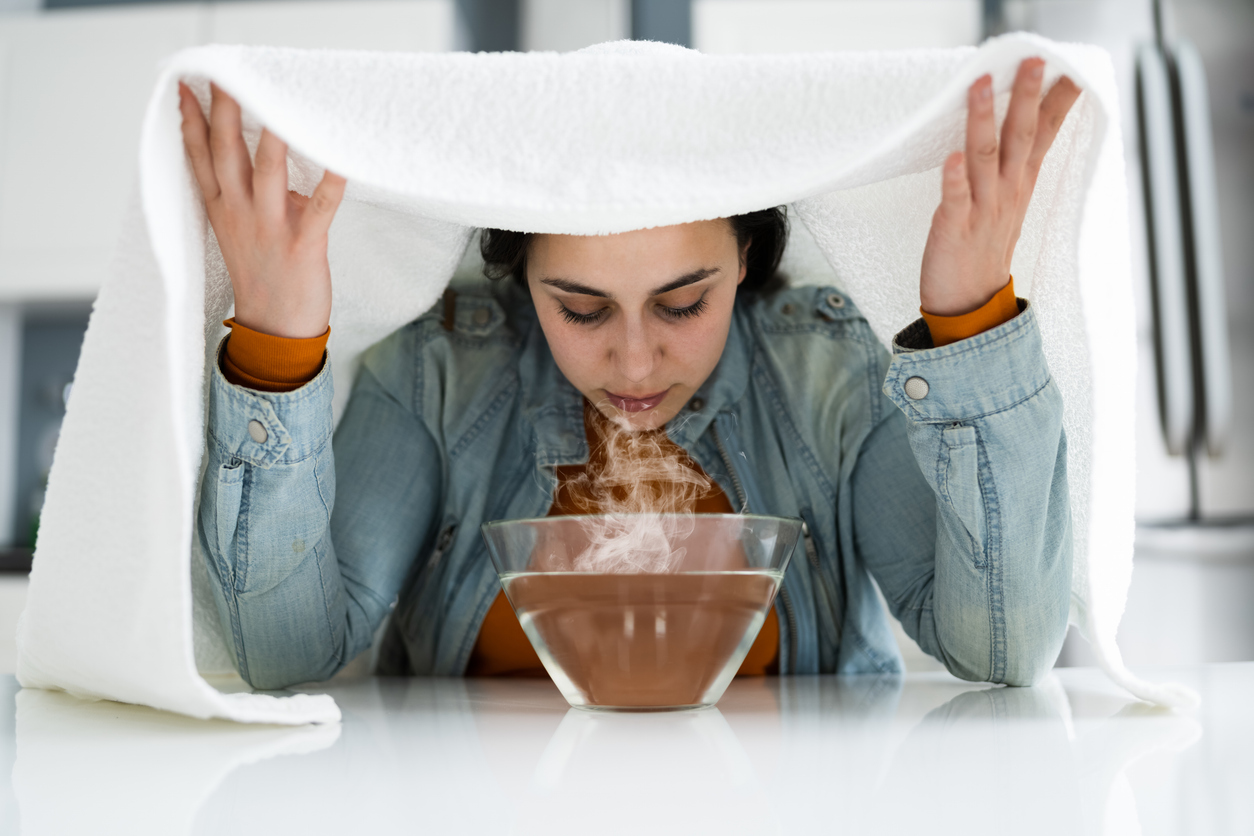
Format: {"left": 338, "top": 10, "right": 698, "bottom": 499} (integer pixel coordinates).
{"left": 501, "top": 571, "right": 781, "bottom": 708}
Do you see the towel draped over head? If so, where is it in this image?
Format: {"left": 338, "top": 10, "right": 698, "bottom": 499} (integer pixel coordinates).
{"left": 15, "top": 34, "right": 1200, "bottom": 724}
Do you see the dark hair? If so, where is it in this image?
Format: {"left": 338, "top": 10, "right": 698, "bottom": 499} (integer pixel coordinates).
{"left": 479, "top": 206, "right": 789, "bottom": 296}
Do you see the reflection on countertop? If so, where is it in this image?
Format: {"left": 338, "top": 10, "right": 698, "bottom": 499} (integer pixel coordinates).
{"left": 1, "top": 664, "right": 1247, "bottom": 835}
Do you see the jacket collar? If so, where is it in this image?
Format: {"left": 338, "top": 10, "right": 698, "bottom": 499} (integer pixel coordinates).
{"left": 516, "top": 291, "right": 754, "bottom": 469}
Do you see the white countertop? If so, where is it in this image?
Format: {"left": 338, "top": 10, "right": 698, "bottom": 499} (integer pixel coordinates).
{"left": 0, "top": 664, "right": 1248, "bottom": 835}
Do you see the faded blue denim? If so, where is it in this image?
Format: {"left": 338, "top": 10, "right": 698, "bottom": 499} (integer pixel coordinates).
{"left": 197, "top": 278, "right": 1072, "bottom": 690}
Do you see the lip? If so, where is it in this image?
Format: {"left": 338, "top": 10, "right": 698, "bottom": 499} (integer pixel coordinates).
{"left": 603, "top": 389, "right": 670, "bottom": 413}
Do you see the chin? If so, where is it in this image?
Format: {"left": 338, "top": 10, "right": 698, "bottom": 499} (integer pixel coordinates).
{"left": 626, "top": 409, "right": 675, "bottom": 432}
{"left": 593, "top": 399, "right": 679, "bottom": 432}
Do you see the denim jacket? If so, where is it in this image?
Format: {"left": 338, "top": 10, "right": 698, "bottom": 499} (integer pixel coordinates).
{"left": 197, "top": 278, "right": 1072, "bottom": 690}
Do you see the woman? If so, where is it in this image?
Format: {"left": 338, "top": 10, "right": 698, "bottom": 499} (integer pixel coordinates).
{"left": 183, "top": 58, "right": 1081, "bottom": 690}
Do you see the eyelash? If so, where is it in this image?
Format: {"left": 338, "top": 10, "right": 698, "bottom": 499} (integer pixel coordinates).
{"left": 558, "top": 295, "right": 709, "bottom": 326}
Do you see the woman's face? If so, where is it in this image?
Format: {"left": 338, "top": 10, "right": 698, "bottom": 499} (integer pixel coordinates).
{"left": 527, "top": 219, "right": 747, "bottom": 432}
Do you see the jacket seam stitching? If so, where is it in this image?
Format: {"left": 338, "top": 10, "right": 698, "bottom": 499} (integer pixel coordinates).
{"left": 976, "top": 427, "right": 1006, "bottom": 682}
{"left": 943, "top": 432, "right": 984, "bottom": 565}
{"left": 900, "top": 374, "right": 1052, "bottom": 424}
{"left": 313, "top": 537, "right": 345, "bottom": 668}
{"left": 207, "top": 432, "right": 325, "bottom": 468}
{"left": 865, "top": 338, "right": 886, "bottom": 427}
{"left": 230, "top": 467, "right": 253, "bottom": 684}
{"left": 312, "top": 448, "right": 333, "bottom": 525}
{"left": 892, "top": 311, "right": 1032, "bottom": 368}
{"left": 234, "top": 468, "right": 252, "bottom": 594}
{"left": 216, "top": 360, "right": 334, "bottom": 407}
{"left": 894, "top": 306, "right": 1035, "bottom": 360}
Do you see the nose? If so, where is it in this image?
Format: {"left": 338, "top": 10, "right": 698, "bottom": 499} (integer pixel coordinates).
{"left": 612, "top": 314, "right": 657, "bottom": 384}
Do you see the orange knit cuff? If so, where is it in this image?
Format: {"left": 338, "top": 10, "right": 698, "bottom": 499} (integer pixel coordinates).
{"left": 921, "top": 276, "right": 1020, "bottom": 348}
{"left": 220, "top": 318, "right": 330, "bottom": 393}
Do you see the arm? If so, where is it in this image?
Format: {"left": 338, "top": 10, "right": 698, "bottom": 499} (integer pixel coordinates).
{"left": 852, "top": 306, "right": 1072, "bottom": 686}
{"left": 181, "top": 81, "right": 379, "bottom": 688}
{"left": 198, "top": 345, "right": 443, "bottom": 689}
{"left": 846, "top": 57, "right": 1081, "bottom": 684}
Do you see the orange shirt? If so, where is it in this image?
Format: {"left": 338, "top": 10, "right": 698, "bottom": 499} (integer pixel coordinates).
{"left": 219, "top": 277, "right": 1020, "bottom": 677}
{"left": 464, "top": 399, "right": 783, "bottom": 677}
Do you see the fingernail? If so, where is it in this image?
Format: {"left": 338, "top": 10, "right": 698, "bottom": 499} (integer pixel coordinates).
{"left": 979, "top": 83, "right": 992, "bottom": 101}
{"left": 1030, "top": 62, "right": 1044, "bottom": 80}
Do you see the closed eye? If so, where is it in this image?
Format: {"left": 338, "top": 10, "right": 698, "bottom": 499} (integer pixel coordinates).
{"left": 558, "top": 304, "right": 608, "bottom": 325}
{"left": 557, "top": 292, "right": 710, "bottom": 326}
{"left": 658, "top": 294, "right": 709, "bottom": 320}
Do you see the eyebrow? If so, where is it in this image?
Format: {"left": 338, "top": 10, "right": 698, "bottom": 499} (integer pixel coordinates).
{"left": 539, "top": 267, "right": 720, "bottom": 299}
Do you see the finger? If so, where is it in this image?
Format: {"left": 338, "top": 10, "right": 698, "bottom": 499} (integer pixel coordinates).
{"left": 252, "top": 128, "right": 289, "bottom": 225}
{"left": 939, "top": 151, "right": 971, "bottom": 219}
{"left": 208, "top": 83, "right": 253, "bottom": 203}
{"left": 299, "top": 171, "right": 347, "bottom": 240}
{"left": 999, "top": 57, "right": 1045, "bottom": 184}
{"left": 178, "top": 82, "right": 220, "bottom": 202}
{"left": 965, "top": 74, "right": 999, "bottom": 209}
{"left": 1024, "top": 76, "right": 1083, "bottom": 185}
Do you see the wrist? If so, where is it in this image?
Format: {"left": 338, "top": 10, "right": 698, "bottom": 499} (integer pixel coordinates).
{"left": 233, "top": 299, "right": 330, "bottom": 340}
{"left": 920, "top": 274, "right": 1012, "bottom": 318}
{"left": 921, "top": 276, "right": 1019, "bottom": 347}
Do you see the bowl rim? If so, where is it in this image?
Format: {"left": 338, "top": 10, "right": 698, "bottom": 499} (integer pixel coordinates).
{"left": 481, "top": 512, "right": 804, "bottom": 532}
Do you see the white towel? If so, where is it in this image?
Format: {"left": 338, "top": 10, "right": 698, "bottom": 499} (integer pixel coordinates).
{"left": 15, "top": 33, "right": 1199, "bottom": 725}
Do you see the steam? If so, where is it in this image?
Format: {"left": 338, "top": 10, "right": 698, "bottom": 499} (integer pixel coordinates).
{"left": 565, "top": 401, "right": 715, "bottom": 574}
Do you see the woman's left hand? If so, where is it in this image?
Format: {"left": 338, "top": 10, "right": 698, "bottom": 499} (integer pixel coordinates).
{"left": 919, "top": 57, "right": 1082, "bottom": 316}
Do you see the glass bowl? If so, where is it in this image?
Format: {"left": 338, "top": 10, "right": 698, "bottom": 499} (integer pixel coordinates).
{"left": 480, "top": 513, "right": 801, "bottom": 711}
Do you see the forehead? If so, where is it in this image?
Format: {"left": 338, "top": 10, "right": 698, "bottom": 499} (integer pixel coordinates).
{"left": 528, "top": 220, "right": 737, "bottom": 292}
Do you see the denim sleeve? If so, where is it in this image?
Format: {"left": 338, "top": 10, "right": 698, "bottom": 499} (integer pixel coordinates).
{"left": 196, "top": 340, "right": 442, "bottom": 689}
{"left": 852, "top": 304, "right": 1072, "bottom": 686}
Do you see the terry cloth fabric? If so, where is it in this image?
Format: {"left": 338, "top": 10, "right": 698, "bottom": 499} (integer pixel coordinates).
{"left": 16, "top": 34, "right": 1199, "bottom": 725}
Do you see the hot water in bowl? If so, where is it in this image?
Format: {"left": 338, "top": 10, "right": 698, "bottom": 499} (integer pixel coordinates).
{"left": 481, "top": 513, "right": 801, "bottom": 711}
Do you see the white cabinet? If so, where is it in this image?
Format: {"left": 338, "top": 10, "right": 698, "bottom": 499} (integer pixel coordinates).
{"left": 0, "top": 1, "right": 456, "bottom": 302}
{"left": 520, "top": 0, "right": 629, "bottom": 52}
{"left": 693, "top": 0, "right": 981, "bottom": 54}
{"left": 208, "top": 0, "right": 456, "bottom": 52}
{"left": 0, "top": 6, "right": 204, "bottom": 301}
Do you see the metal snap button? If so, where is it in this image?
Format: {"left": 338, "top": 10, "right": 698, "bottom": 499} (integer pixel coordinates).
{"left": 826, "top": 293, "right": 845, "bottom": 309}
{"left": 248, "top": 420, "right": 268, "bottom": 444}
{"left": 781, "top": 303, "right": 795, "bottom": 316}
{"left": 473, "top": 307, "right": 491, "bottom": 326}
{"left": 689, "top": 398, "right": 706, "bottom": 411}
{"left": 904, "top": 377, "right": 929, "bottom": 400}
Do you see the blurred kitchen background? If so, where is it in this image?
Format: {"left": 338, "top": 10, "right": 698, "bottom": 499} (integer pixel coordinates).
{"left": 0, "top": 0, "right": 1249, "bottom": 676}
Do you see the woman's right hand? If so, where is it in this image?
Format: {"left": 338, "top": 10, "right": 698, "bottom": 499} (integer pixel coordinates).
{"left": 178, "top": 81, "right": 346, "bottom": 339}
